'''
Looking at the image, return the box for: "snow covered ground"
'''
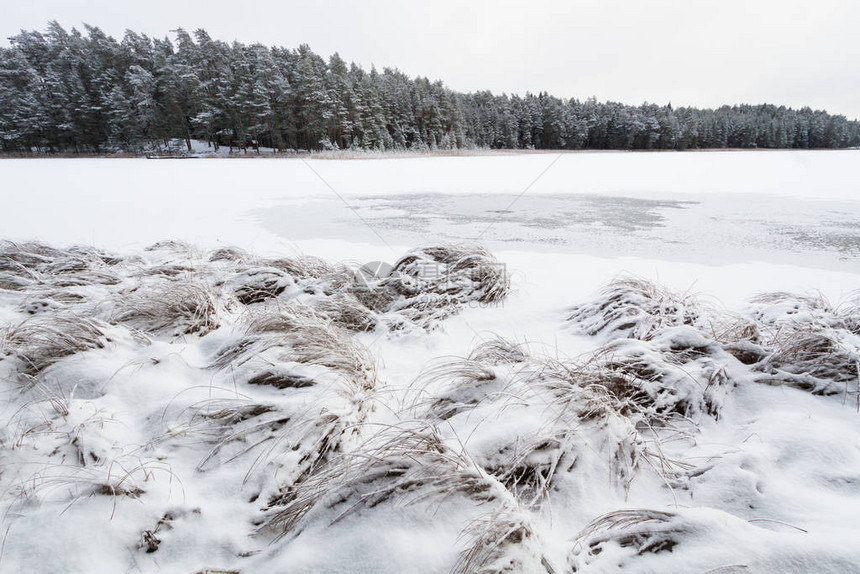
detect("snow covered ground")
[1,150,859,573]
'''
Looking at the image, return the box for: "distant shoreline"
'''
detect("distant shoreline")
[2,147,856,160]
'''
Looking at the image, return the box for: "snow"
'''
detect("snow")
[2,149,859,254]
[1,150,859,573]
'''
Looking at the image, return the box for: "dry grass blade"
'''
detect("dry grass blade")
[412,356,499,420]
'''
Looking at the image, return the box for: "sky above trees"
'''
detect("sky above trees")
[1,0,858,120]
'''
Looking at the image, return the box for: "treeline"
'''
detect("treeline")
[1,22,858,153]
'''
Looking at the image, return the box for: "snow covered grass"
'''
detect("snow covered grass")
[112,282,220,337]
[747,291,860,397]
[2,315,108,378]
[0,240,523,573]
[1,241,860,572]
[567,278,860,405]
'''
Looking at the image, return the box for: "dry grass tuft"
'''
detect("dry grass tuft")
[751,290,834,315]
[841,291,860,335]
[267,256,353,300]
[0,240,61,274]
[567,277,754,348]
[194,309,378,482]
[112,282,219,337]
[2,315,108,377]
[0,241,123,291]
[307,293,378,333]
[262,426,500,538]
[349,244,510,331]
[212,309,377,391]
[144,240,194,253]
[247,370,316,389]
[749,291,860,397]
[188,399,293,472]
[567,277,706,341]
[208,246,256,264]
[9,459,178,509]
[581,335,731,421]
[196,401,278,426]
[412,338,685,508]
[138,263,198,279]
[755,323,859,395]
[469,337,529,366]
[230,267,294,305]
[394,244,509,303]
[0,272,33,291]
[454,506,556,574]
[480,430,580,508]
[751,289,860,335]
[568,509,685,572]
[412,355,499,421]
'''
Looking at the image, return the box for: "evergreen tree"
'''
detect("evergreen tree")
[1,23,858,154]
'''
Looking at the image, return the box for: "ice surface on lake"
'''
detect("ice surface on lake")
[256,191,860,270]
[2,150,859,259]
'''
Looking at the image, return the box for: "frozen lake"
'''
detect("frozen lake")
[2,151,858,274]
[257,190,860,270]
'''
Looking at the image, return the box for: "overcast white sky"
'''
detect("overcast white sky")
[2,0,858,119]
